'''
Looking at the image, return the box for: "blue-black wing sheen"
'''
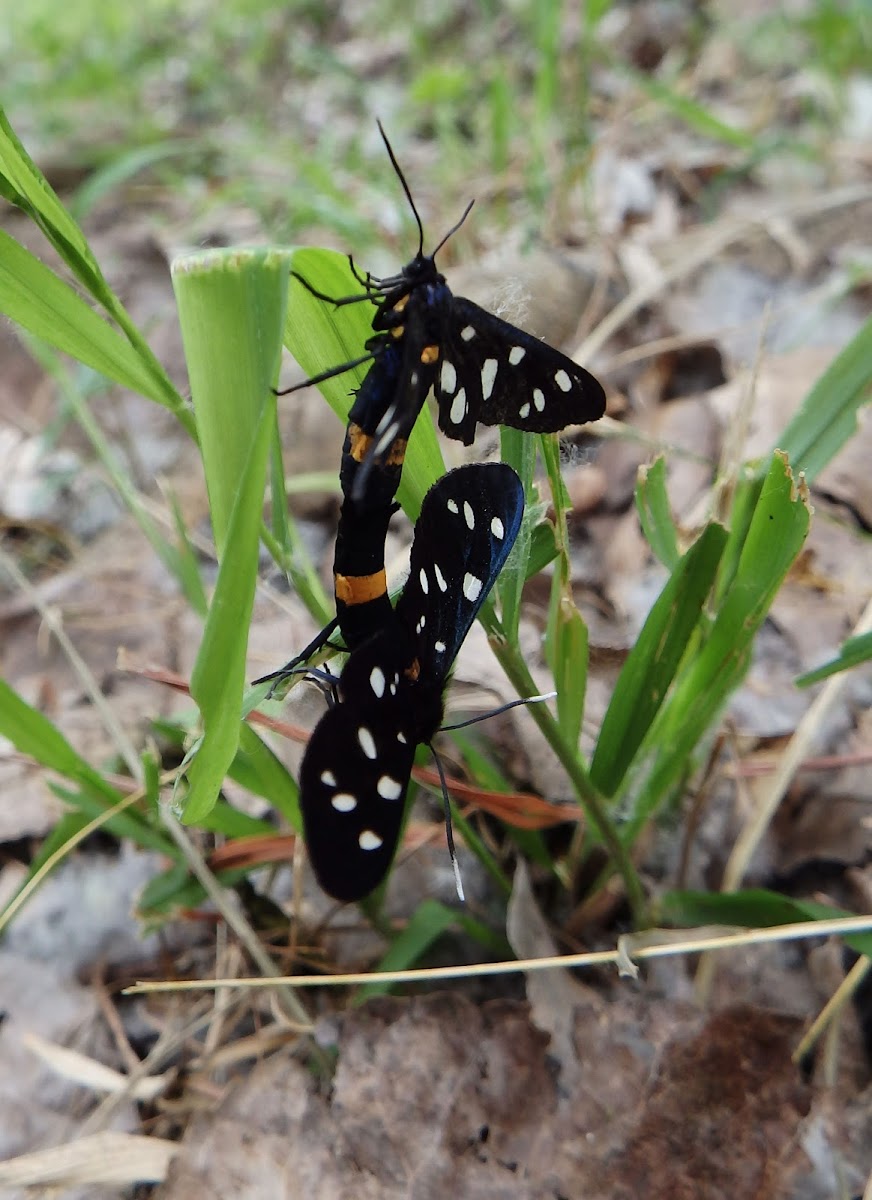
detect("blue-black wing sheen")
[396,461,524,670]
[433,296,606,445]
[299,631,419,902]
[299,463,525,902]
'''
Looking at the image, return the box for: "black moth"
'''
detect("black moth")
[300,462,524,902]
[259,123,606,688]
[281,121,606,498]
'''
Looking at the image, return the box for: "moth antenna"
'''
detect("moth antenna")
[429,741,465,902]
[377,119,425,260]
[430,198,475,260]
[439,691,557,732]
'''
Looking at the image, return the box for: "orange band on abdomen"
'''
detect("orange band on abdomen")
[335,569,387,606]
[348,423,374,463]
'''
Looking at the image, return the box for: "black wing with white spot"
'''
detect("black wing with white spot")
[299,633,418,902]
[433,297,605,446]
[298,463,524,902]
[396,462,525,670]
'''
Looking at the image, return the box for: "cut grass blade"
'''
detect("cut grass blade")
[172,248,289,823]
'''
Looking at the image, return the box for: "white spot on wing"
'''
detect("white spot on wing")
[463,573,482,603]
[447,498,459,514]
[463,501,475,530]
[491,516,505,539]
[460,325,476,341]
[533,388,545,411]
[370,667,386,698]
[332,793,357,813]
[481,358,498,401]
[397,732,407,743]
[377,776,403,800]
[434,563,447,591]
[450,387,467,426]
[321,770,337,786]
[358,727,377,760]
[435,640,446,654]
[375,421,400,455]
[519,402,531,418]
[419,568,429,595]
[555,369,572,392]
[375,407,396,435]
[440,360,457,395]
[359,830,383,851]
[509,346,526,365]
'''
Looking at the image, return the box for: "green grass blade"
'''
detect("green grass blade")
[174,246,292,554]
[590,523,727,797]
[231,724,301,829]
[0,229,177,406]
[496,425,537,641]
[629,70,755,149]
[359,898,509,999]
[0,105,191,429]
[659,888,872,959]
[636,456,680,571]
[621,452,811,836]
[0,677,120,801]
[773,313,872,481]
[173,248,289,822]
[795,630,872,687]
[541,433,589,748]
